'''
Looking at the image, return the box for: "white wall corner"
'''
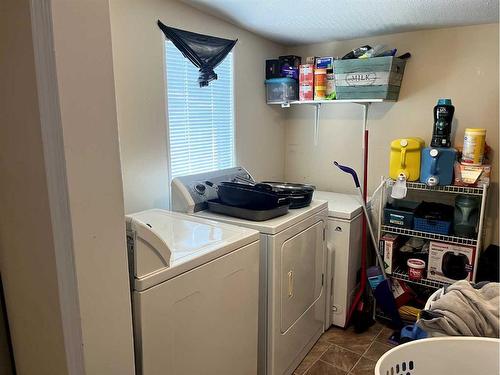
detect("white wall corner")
[29,1,86,373]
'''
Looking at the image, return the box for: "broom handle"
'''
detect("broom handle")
[356,188,387,280]
[334,161,387,280]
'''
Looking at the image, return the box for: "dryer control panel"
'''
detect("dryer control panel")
[171,167,253,213]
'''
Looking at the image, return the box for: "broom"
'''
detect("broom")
[334,161,403,329]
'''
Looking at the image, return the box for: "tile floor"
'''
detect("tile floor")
[293,322,396,375]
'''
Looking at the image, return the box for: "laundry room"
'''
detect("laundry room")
[0,1,499,375]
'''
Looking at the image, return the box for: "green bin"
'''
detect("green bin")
[334,56,406,100]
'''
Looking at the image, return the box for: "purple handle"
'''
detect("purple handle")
[334,161,360,188]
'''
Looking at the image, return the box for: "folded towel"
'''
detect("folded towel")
[417,280,500,337]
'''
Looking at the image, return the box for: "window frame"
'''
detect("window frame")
[163,40,236,188]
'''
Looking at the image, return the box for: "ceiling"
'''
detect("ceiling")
[181,0,499,45]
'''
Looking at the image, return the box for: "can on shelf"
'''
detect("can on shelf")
[314,68,326,100]
[462,128,486,165]
[326,68,336,100]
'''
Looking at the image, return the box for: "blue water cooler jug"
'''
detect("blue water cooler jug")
[420,147,456,186]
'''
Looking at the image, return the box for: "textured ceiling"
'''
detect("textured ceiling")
[181,0,499,45]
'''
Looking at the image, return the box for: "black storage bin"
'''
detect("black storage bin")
[384,200,419,228]
[266,59,281,79]
[278,55,301,69]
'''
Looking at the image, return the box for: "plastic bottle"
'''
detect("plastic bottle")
[326,69,336,100]
[314,69,327,100]
[431,98,455,148]
[359,45,387,59]
[462,128,486,165]
[341,45,371,60]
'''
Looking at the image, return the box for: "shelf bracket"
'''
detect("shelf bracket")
[303,101,371,147]
[313,103,321,146]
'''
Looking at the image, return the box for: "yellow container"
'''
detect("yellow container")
[389,138,424,181]
[314,69,327,100]
[462,128,486,165]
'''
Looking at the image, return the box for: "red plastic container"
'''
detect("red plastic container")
[407,258,426,281]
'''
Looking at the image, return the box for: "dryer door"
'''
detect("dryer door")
[280,221,324,332]
[268,209,326,375]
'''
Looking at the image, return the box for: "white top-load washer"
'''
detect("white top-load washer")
[172,168,328,375]
[314,191,363,329]
[126,209,260,375]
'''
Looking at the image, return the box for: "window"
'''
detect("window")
[165,41,234,180]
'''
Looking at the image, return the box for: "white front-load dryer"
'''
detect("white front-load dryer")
[193,204,327,375]
[171,168,328,375]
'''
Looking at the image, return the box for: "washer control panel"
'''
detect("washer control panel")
[171,167,253,213]
[194,183,207,195]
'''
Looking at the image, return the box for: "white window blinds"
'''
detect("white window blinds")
[165,41,234,180]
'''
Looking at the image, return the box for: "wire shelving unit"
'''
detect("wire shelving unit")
[391,266,450,289]
[378,178,488,283]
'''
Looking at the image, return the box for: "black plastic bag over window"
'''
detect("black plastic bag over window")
[157,21,237,87]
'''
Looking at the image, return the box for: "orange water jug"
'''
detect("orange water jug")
[389,138,424,181]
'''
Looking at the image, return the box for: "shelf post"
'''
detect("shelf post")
[473,184,488,282]
[360,103,371,191]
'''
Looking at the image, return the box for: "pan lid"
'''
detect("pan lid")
[261,181,315,194]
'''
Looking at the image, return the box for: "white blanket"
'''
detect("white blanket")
[417,280,500,337]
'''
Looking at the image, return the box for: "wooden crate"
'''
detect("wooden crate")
[334,56,406,100]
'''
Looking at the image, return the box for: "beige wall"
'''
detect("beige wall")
[0,1,69,373]
[284,24,499,245]
[110,0,286,214]
[110,5,499,246]
[51,0,136,373]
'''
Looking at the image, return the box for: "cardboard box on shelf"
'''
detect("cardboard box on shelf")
[299,64,314,101]
[281,66,298,80]
[380,233,404,274]
[299,64,314,85]
[305,56,317,65]
[315,56,334,70]
[427,241,475,283]
[299,84,314,101]
[391,279,414,307]
[454,161,491,187]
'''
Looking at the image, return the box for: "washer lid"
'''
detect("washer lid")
[313,191,363,219]
[127,209,259,290]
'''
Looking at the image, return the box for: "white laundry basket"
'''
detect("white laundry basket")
[424,288,444,310]
[375,337,500,375]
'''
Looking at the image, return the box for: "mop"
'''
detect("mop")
[334,161,403,329]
